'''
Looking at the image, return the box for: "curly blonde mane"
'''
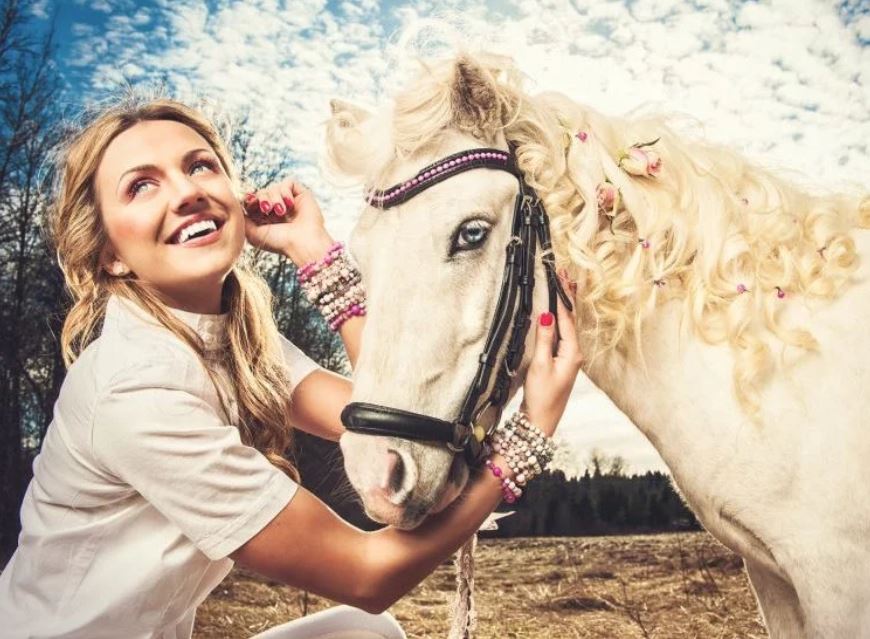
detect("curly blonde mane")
[328,51,869,415]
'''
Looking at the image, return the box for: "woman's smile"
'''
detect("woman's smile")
[167,213,226,246]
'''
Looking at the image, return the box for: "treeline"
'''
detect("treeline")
[487,468,700,537]
[297,449,699,538]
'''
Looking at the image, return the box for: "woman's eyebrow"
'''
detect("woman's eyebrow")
[116,147,212,190]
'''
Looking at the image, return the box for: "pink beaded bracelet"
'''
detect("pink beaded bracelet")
[297,241,344,283]
[485,458,522,504]
[296,242,367,332]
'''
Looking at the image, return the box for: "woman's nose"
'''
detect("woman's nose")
[168,174,208,211]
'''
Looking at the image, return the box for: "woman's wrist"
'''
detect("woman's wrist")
[486,453,515,480]
[296,241,367,332]
[282,229,335,267]
[520,402,561,438]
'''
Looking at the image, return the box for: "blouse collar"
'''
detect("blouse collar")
[105,295,228,350]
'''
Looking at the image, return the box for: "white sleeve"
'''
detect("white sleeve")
[278,333,321,389]
[91,359,299,560]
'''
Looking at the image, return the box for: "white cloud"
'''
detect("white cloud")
[69,0,870,472]
[30,0,49,19]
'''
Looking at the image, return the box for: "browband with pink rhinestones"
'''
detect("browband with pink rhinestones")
[366,148,517,210]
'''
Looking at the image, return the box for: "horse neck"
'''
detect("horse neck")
[577,299,742,471]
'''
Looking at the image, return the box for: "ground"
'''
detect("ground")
[194,531,768,638]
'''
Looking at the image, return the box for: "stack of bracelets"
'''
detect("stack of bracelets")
[297,241,367,331]
[486,411,556,503]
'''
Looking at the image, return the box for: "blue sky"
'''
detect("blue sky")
[28,0,870,474]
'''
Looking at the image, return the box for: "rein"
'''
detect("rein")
[340,146,572,465]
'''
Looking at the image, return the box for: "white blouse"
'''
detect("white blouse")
[0,295,320,638]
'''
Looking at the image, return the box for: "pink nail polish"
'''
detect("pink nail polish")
[539,312,554,327]
[274,202,286,216]
[259,201,271,213]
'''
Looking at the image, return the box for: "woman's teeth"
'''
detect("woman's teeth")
[178,219,218,244]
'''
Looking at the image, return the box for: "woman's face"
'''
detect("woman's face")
[95,119,245,313]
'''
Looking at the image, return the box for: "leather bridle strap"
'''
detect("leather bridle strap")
[340,146,572,466]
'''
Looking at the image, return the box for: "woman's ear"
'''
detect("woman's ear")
[99,244,130,277]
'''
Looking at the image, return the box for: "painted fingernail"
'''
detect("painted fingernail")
[244,192,256,203]
[259,200,271,213]
[283,196,294,209]
[539,312,554,327]
[273,202,286,216]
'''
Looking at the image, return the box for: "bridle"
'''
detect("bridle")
[339,146,573,466]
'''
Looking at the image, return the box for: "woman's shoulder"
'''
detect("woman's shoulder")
[65,329,201,402]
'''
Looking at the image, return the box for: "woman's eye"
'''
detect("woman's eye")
[190,159,216,175]
[451,219,491,254]
[128,180,152,198]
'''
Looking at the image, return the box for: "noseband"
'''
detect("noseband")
[340,146,573,466]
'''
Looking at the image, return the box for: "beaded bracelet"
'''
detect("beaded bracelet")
[485,459,522,503]
[297,242,344,283]
[490,411,555,487]
[297,242,366,331]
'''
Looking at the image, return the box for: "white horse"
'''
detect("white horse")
[325,52,870,638]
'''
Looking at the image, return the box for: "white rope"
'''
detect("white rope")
[448,534,478,639]
[446,512,515,639]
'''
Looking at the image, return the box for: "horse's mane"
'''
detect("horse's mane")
[327,51,870,415]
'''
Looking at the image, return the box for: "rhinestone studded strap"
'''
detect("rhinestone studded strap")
[366,148,516,209]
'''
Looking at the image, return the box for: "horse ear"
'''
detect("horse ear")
[329,98,371,123]
[451,56,505,141]
[325,98,376,178]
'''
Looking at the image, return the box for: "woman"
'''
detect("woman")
[0,97,582,638]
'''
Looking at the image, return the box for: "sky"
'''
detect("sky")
[29,0,870,475]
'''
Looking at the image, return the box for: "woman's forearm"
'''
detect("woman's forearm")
[337,315,362,367]
[361,454,512,611]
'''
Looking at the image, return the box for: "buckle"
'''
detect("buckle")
[520,194,539,212]
[447,423,472,453]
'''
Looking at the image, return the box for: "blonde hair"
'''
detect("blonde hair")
[50,96,299,479]
[327,51,869,416]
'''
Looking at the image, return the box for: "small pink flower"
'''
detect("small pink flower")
[646,150,662,176]
[618,139,662,177]
[619,147,650,176]
[596,182,617,213]
[576,130,588,142]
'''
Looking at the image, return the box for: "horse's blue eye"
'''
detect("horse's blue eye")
[453,220,491,252]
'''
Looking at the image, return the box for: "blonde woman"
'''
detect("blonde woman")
[0,97,582,639]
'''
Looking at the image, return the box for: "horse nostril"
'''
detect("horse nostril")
[384,449,405,495]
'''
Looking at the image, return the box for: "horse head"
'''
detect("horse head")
[325,55,566,528]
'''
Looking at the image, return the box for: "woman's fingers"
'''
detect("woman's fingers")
[278,182,296,216]
[288,180,309,199]
[555,296,581,364]
[242,177,306,221]
[242,191,260,216]
[533,311,557,366]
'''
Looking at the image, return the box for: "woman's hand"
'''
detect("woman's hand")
[521,293,583,437]
[243,178,334,266]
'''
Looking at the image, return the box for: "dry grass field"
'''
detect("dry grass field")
[194,532,768,638]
